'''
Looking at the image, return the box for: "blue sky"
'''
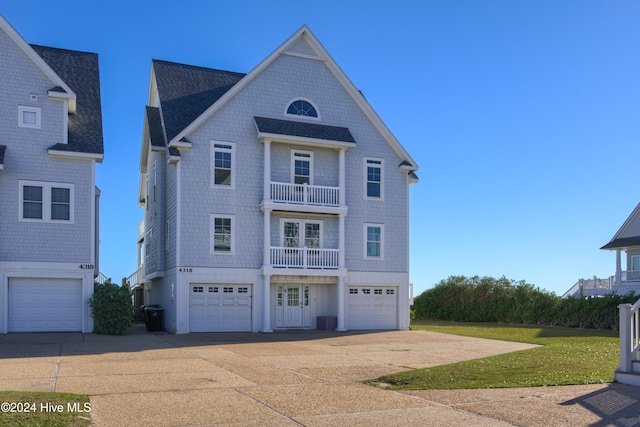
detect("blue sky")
[2,1,638,297]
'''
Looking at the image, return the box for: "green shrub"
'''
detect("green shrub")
[413,275,637,331]
[89,282,134,334]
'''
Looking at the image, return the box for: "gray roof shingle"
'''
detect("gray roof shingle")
[601,236,640,250]
[254,116,356,144]
[152,60,245,142]
[30,45,104,155]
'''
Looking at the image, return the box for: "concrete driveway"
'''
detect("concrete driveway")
[1,324,639,426]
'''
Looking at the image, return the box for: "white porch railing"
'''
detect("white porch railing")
[270,247,339,269]
[270,182,339,206]
[617,298,640,383]
[622,270,640,282]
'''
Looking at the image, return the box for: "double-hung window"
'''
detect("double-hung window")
[19,181,73,223]
[364,223,384,259]
[211,141,235,188]
[211,214,234,254]
[292,150,313,185]
[365,158,383,199]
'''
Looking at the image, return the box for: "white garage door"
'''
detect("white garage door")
[189,284,252,332]
[347,286,397,330]
[9,278,83,332]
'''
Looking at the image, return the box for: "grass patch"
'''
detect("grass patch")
[0,391,91,427]
[371,320,619,390]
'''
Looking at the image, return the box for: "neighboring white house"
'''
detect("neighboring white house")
[129,25,418,333]
[562,204,640,298]
[599,203,640,295]
[0,14,103,333]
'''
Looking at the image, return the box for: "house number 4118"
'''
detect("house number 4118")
[79,264,94,270]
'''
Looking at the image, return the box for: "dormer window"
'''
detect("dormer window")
[285,98,319,119]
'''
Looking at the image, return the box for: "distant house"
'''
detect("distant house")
[0,15,103,333]
[129,25,418,333]
[599,203,640,296]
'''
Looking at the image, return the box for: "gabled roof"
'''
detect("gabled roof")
[152,59,245,142]
[254,116,356,144]
[32,45,104,157]
[161,25,417,171]
[601,203,640,250]
[0,14,76,110]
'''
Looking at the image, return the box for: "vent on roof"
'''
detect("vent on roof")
[30,94,38,102]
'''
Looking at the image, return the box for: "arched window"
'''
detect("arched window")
[285,99,319,118]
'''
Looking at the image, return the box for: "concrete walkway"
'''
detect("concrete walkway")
[0,324,638,426]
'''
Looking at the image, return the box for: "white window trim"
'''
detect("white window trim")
[280,218,324,248]
[631,255,640,271]
[18,180,74,223]
[210,214,235,255]
[363,223,384,260]
[364,157,384,200]
[18,105,41,129]
[291,149,314,185]
[211,141,236,190]
[284,97,321,121]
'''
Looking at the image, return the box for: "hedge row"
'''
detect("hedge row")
[413,275,637,331]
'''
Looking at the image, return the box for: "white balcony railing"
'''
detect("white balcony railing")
[270,182,339,207]
[270,247,339,269]
[622,270,640,283]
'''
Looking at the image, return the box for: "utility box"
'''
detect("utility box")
[316,316,337,331]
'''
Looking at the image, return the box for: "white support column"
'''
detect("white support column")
[338,214,345,268]
[263,139,271,203]
[616,249,622,287]
[262,274,273,333]
[338,148,346,207]
[264,209,271,268]
[619,303,632,373]
[336,276,346,331]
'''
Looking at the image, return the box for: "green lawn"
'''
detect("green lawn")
[0,391,91,427]
[370,320,619,390]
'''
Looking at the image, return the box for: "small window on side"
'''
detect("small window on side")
[19,106,41,129]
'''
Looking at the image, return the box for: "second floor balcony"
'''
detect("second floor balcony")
[270,182,339,207]
[270,246,339,270]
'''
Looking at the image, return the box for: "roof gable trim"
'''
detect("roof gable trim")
[0,15,77,112]
[168,24,418,171]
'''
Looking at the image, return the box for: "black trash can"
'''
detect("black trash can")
[144,305,164,331]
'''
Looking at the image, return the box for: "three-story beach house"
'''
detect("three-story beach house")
[131,25,418,333]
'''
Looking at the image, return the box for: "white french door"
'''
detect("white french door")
[279,285,311,328]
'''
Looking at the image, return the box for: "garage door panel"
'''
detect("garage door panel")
[347,286,397,330]
[9,278,82,332]
[189,284,252,332]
